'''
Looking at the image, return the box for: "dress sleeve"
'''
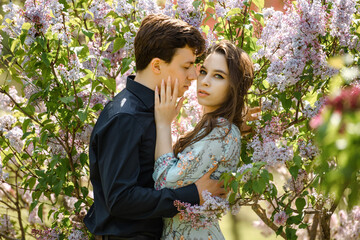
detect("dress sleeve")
[153,123,241,190]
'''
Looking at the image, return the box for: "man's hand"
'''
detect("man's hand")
[195,167,227,205]
[240,106,261,136]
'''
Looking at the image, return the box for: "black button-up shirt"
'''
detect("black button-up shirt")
[84,75,199,238]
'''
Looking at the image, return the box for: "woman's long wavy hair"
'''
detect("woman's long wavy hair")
[173,40,254,156]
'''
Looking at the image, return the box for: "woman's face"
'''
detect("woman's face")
[197,52,230,114]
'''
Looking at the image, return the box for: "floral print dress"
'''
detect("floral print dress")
[153,117,241,240]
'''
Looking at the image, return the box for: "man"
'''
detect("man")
[84,14,225,240]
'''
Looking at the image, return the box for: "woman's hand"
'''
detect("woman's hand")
[155,77,184,127]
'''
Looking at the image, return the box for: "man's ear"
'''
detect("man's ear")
[150,58,162,74]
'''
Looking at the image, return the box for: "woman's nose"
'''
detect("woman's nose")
[201,75,210,86]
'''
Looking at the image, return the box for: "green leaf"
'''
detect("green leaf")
[121,58,133,74]
[80,153,88,166]
[64,185,74,196]
[102,57,111,69]
[253,178,266,193]
[53,180,63,196]
[82,28,94,39]
[28,177,37,190]
[226,8,242,17]
[30,200,39,213]
[112,38,126,53]
[252,0,264,9]
[22,22,32,31]
[285,227,298,240]
[41,52,51,67]
[60,96,75,104]
[289,166,299,179]
[295,198,306,213]
[38,203,44,222]
[99,76,116,92]
[77,109,88,122]
[293,155,302,167]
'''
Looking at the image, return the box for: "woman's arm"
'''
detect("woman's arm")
[154,78,184,160]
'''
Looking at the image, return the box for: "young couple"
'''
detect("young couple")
[84,14,255,240]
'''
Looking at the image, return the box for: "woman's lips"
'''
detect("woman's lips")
[198,89,210,97]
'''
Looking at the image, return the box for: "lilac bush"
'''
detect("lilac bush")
[0,0,359,239]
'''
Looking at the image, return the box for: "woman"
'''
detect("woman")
[153,40,254,239]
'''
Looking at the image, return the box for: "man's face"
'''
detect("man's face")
[160,46,197,97]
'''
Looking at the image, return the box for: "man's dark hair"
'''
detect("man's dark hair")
[134,14,205,71]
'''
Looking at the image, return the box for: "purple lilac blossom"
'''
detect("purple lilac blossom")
[274,211,288,225]
[255,0,338,91]
[330,0,356,47]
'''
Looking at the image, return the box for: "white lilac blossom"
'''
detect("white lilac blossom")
[215,0,245,19]
[205,29,218,50]
[330,0,356,47]
[114,0,134,16]
[274,211,289,225]
[256,0,337,91]
[0,86,25,111]
[2,3,26,38]
[0,115,16,132]
[174,190,229,229]
[297,139,319,160]
[5,126,24,152]
[68,229,88,240]
[302,98,325,119]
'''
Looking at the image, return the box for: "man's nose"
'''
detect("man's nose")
[188,66,197,81]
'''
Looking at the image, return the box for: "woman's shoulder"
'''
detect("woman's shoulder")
[215,117,241,136]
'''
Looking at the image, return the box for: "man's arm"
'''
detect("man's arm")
[95,113,198,220]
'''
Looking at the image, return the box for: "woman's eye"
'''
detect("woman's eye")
[215,74,224,79]
[199,69,207,75]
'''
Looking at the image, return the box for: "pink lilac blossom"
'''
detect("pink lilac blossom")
[330,0,356,47]
[255,0,337,91]
[274,211,289,225]
[174,190,229,229]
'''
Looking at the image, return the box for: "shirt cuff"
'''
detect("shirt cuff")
[173,183,200,205]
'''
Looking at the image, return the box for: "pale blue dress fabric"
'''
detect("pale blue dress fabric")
[153,117,241,240]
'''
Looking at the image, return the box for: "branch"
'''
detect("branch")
[252,204,287,239]
[0,233,19,240]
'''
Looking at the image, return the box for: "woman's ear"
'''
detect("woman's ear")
[150,58,162,74]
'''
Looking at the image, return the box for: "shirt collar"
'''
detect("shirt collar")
[126,75,155,110]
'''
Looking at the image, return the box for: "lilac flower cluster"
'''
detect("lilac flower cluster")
[274,211,288,226]
[68,229,88,240]
[137,0,161,16]
[114,0,134,16]
[248,116,294,168]
[297,139,318,160]
[162,0,176,18]
[236,163,253,182]
[255,1,338,91]
[85,0,112,28]
[4,126,24,152]
[2,3,25,39]
[176,0,204,28]
[302,98,325,119]
[215,0,245,19]
[32,228,60,240]
[331,206,360,240]
[330,0,357,48]
[0,86,25,111]
[174,190,229,229]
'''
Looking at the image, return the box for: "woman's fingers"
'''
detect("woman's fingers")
[160,79,166,104]
[155,86,159,106]
[172,78,179,105]
[166,76,172,102]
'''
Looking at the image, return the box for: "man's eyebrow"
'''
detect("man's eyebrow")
[184,61,195,65]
